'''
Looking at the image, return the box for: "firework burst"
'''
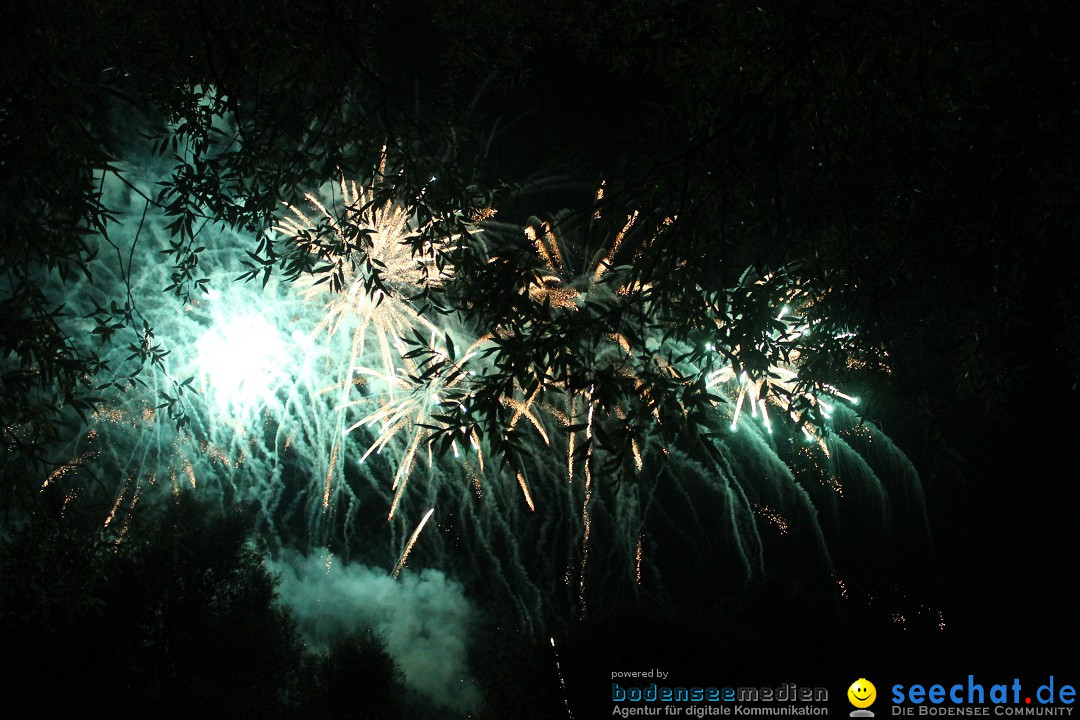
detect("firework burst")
[276,152,455,404]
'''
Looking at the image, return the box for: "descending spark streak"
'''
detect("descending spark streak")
[551,637,576,719]
[516,472,536,512]
[41,449,100,490]
[613,406,644,471]
[567,397,576,484]
[104,480,129,527]
[631,440,643,472]
[323,440,338,508]
[592,211,637,282]
[635,533,644,584]
[387,432,421,521]
[114,484,141,546]
[392,507,436,578]
[344,331,481,520]
[579,390,595,619]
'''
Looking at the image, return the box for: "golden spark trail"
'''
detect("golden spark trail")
[516,472,536,512]
[551,637,576,719]
[392,507,436,578]
[579,390,595,619]
[636,533,644,584]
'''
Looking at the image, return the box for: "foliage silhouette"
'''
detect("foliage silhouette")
[0,492,406,719]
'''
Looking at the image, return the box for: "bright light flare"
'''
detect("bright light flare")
[195,312,289,412]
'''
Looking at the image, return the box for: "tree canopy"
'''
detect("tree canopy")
[4,0,1076,485]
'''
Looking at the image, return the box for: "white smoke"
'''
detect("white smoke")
[269,551,482,713]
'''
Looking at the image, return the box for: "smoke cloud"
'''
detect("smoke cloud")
[269,551,481,713]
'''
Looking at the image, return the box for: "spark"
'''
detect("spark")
[591,211,637,283]
[707,290,862,437]
[61,489,79,515]
[277,159,486,521]
[551,637,576,719]
[516,472,536,512]
[278,154,458,437]
[635,533,644,584]
[392,507,436,578]
[104,480,130,527]
[41,449,99,490]
[323,440,338,508]
[579,390,595,619]
[345,332,480,520]
[752,503,790,535]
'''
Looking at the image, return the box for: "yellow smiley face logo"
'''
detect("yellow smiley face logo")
[848,678,877,708]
